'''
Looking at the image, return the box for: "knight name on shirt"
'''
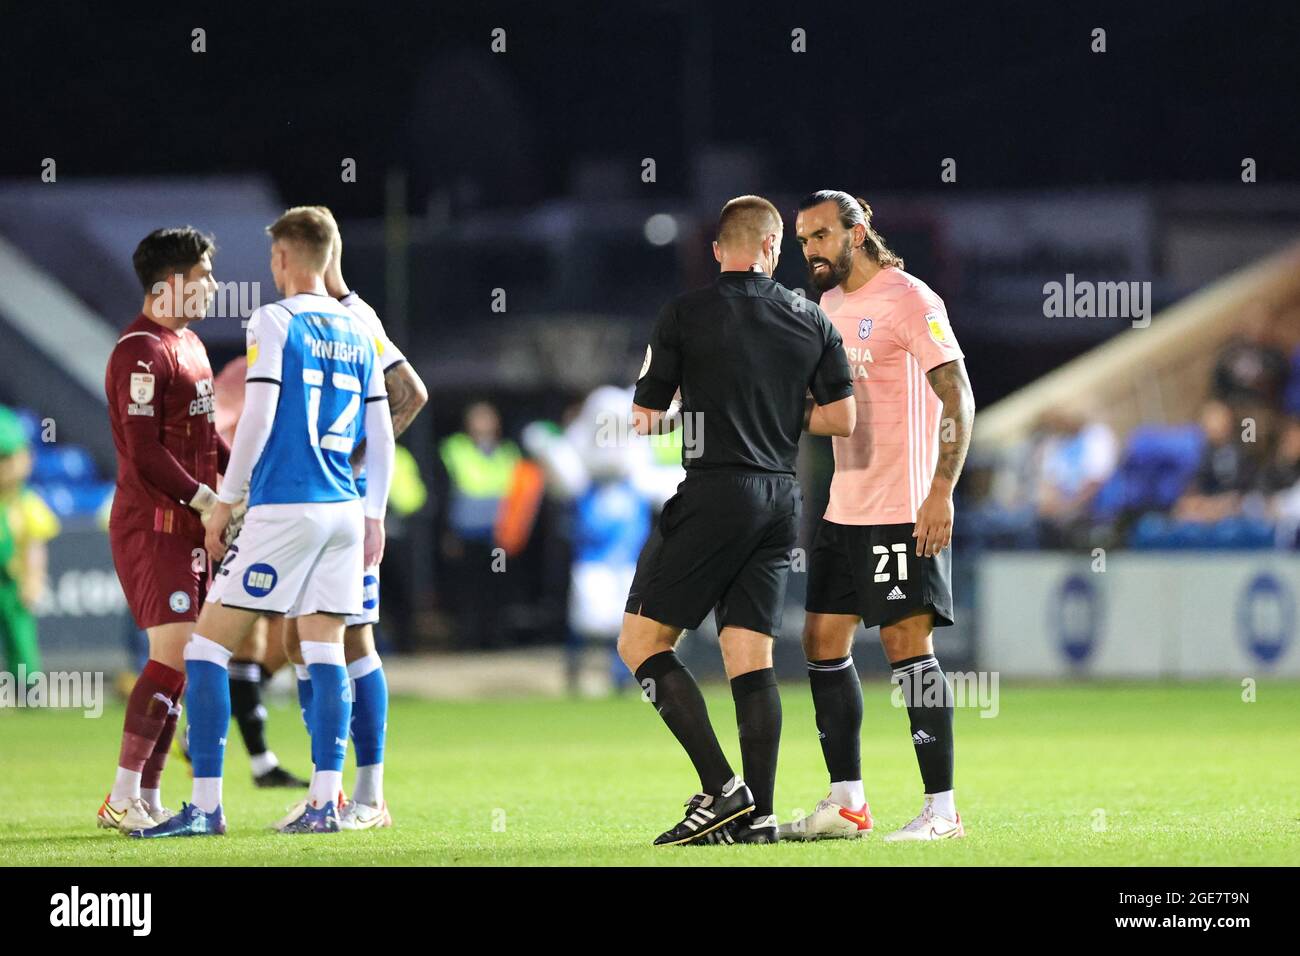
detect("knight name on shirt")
[306,335,367,364]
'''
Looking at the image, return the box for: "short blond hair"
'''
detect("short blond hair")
[305,205,342,259]
[266,206,338,271]
[717,195,782,250]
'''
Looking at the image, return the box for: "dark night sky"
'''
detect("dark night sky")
[3,0,1298,214]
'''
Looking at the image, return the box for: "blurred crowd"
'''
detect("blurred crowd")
[966,303,1300,550]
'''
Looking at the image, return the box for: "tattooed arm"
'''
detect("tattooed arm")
[385,361,429,440]
[912,358,975,557]
[350,362,429,467]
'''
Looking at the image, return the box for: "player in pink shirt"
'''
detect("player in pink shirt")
[782,191,975,842]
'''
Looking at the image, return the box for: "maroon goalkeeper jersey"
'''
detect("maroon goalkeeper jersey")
[105,313,227,542]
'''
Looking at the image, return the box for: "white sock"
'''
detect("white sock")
[192,777,222,814]
[110,767,142,804]
[928,790,956,819]
[249,750,280,777]
[310,769,343,809]
[141,787,163,815]
[830,780,866,809]
[353,764,384,807]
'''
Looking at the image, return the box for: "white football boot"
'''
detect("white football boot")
[97,794,158,833]
[274,790,347,832]
[777,796,873,841]
[273,799,309,832]
[883,798,965,842]
[338,800,392,830]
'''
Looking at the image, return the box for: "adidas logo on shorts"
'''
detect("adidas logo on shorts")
[886,585,906,601]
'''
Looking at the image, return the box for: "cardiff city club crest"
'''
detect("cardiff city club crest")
[858,318,872,340]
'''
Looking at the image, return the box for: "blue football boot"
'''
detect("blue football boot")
[128,801,226,838]
[278,801,341,834]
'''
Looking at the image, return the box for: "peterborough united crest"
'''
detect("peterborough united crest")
[858,318,872,340]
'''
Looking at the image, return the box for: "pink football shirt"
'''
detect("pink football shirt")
[819,267,963,525]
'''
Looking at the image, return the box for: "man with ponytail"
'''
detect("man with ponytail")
[784,190,974,842]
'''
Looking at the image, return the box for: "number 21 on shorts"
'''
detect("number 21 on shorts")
[873,543,908,583]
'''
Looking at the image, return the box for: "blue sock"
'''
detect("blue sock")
[308,662,351,774]
[295,667,314,733]
[186,659,230,781]
[350,665,388,767]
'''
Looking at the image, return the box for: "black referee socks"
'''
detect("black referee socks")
[891,654,955,794]
[635,651,735,795]
[808,656,863,784]
[731,667,781,819]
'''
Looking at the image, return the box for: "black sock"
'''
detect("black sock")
[808,656,863,784]
[891,654,954,793]
[635,651,733,794]
[730,668,781,819]
[228,658,269,760]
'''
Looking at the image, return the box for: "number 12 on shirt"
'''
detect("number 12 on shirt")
[304,367,361,454]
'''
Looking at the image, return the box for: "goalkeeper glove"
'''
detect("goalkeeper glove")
[189,483,219,518]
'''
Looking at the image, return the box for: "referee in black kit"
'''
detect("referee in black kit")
[619,195,857,846]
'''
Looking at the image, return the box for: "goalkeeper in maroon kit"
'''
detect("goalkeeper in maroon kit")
[96,227,230,834]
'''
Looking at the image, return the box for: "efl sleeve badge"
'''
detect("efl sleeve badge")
[925,312,950,344]
[129,372,156,404]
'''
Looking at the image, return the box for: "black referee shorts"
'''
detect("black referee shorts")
[805,519,955,630]
[625,470,801,637]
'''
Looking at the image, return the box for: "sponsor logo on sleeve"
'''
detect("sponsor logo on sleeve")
[639,344,652,379]
[247,332,259,367]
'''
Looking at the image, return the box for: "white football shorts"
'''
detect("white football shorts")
[345,565,381,627]
[208,500,364,618]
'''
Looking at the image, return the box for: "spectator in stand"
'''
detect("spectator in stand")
[1212,303,1287,443]
[1174,400,1259,523]
[1033,408,1119,547]
[1258,416,1300,547]
[1258,415,1300,498]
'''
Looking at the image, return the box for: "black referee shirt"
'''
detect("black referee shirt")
[634,269,854,475]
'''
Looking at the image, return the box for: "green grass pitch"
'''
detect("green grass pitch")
[2,681,1297,866]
